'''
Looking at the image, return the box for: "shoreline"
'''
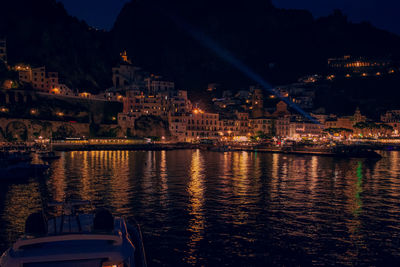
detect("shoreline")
[47,143,388,158]
[2,141,398,155]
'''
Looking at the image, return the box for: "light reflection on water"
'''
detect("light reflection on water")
[1,150,400,266]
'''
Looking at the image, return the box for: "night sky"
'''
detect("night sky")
[59,0,400,35]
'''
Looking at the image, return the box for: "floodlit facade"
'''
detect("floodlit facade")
[276,116,290,137]
[381,110,400,134]
[187,111,220,141]
[249,117,273,135]
[288,120,322,138]
[328,55,392,70]
[324,108,366,130]
[18,66,61,92]
[112,63,142,89]
[144,75,175,94]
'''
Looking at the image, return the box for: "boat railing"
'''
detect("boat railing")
[13,233,123,251]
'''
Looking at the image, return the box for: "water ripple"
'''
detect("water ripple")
[1,150,400,266]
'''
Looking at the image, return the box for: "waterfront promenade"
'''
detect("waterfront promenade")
[3,138,400,155]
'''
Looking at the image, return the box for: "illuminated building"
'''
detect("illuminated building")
[144,74,175,95]
[186,111,220,141]
[168,114,188,141]
[249,117,273,135]
[324,108,367,131]
[274,84,315,110]
[298,75,321,83]
[207,83,219,92]
[112,52,175,96]
[96,90,124,101]
[219,118,240,137]
[50,84,73,96]
[170,90,192,113]
[272,101,291,117]
[235,111,250,134]
[288,119,322,138]
[78,92,91,98]
[112,63,142,89]
[112,52,142,89]
[327,55,393,75]
[18,67,32,83]
[381,110,400,123]
[276,116,290,137]
[122,90,168,117]
[118,87,192,137]
[250,88,264,117]
[381,110,400,134]
[18,66,63,93]
[115,55,183,126]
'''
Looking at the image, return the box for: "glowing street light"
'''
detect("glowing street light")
[193,108,204,114]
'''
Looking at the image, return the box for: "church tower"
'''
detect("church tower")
[120,50,132,64]
[353,107,366,123]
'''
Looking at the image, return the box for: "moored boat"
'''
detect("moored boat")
[38,151,61,161]
[254,144,382,158]
[0,200,147,267]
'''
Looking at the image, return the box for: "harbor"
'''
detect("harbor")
[2,0,400,265]
[1,149,400,266]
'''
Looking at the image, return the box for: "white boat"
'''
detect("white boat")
[0,200,147,267]
[37,139,61,161]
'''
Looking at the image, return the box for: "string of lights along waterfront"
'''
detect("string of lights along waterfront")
[1,150,399,266]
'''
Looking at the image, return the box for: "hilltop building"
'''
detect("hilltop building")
[112,52,142,89]
[112,51,175,97]
[18,66,73,95]
[19,66,58,92]
[274,84,315,110]
[144,75,175,95]
[328,55,394,76]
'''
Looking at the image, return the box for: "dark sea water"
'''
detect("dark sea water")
[1,150,400,266]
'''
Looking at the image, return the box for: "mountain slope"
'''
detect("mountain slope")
[1,0,400,94]
[111,0,400,90]
[0,0,115,92]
